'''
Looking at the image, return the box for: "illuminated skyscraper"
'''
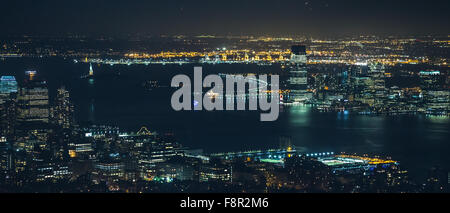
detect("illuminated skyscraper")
[52,87,74,129]
[18,80,50,123]
[0,99,17,137]
[287,45,310,102]
[0,76,18,105]
[0,137,12,179]
[0,76,18,94]
[419,70,441,90]
[368,63,386,98]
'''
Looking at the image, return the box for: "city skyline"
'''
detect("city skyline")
[0,2,449,208]
[1,39,448,193]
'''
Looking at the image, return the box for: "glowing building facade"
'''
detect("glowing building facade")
[18,81,50,123]
[287,45,310,102]
[0,76,18,94]
[52,87,74,128]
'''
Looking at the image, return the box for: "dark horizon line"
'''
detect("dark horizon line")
[0,32,449,39]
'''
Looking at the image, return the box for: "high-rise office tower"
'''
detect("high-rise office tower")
[0,99,17,137]
[18,80,50,123]
[0,76,18,104]
[287,45,310,102]
[419,70,441,90]
[0,76,18,137]
[0,137,12,179]
[0,76,18,94]
[52,87,74,129]
[368,63,386,98]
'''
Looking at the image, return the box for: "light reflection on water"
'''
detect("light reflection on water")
[284,105,449,180]
[1,58,449,182]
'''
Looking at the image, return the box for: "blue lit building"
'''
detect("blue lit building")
[0,76,18,94]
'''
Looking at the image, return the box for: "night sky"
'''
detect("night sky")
[1,0,449,36]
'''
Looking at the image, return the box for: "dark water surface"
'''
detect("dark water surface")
[1,58,449,181]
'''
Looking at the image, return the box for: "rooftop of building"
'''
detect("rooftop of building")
[0,76,17,81]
